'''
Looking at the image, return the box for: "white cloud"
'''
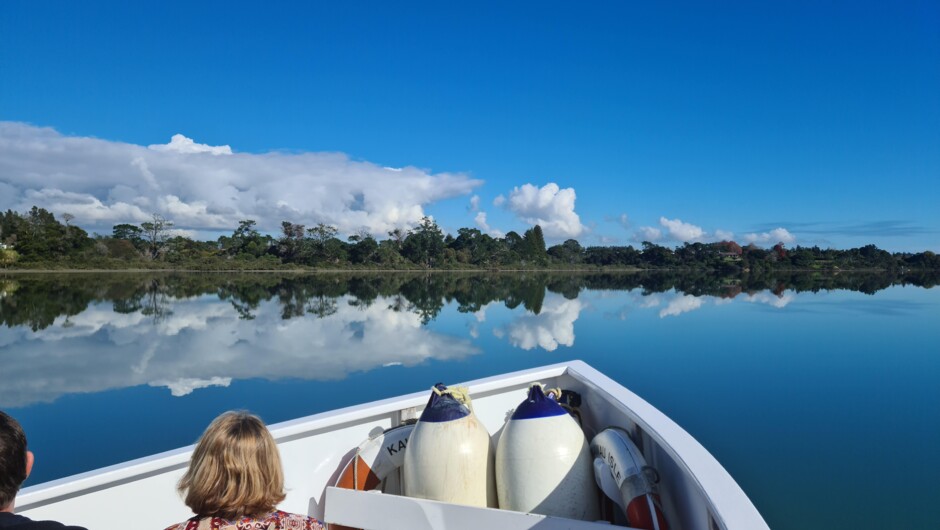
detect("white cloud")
[493,195,506,207]
[499,183,584,238]
[20,188,151,225]
[744,291,797,308]
[469,195,480,211]
[618,213,630,229]
[0,122,482,236]
[473,211,504,238]
[151,377,232,397]
[636,293,662,308]
[148,134,232,155]
[743,227,796,246]
[634,217,736,244]
[496,294,583,351]
[659,294,704,318]
[0,292,479,407]
[635,226,663,242]
[659,217,705,243]
[474,211,489,230]
[714,229,735,241]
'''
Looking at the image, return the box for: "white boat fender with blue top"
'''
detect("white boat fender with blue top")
[591,427,669,530]
[495,384,600,520]
[402,383,497,507]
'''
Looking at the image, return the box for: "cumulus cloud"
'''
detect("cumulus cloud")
[498,183,584,239]
[635,217,738,244]
[148,134,232,155]
[474,211,489,230]
[659,217,706,243]
[0,122,481,236]
[473,211,503,238]
[469,195,480,211]
[743,227,796,246]
[714,229,735,241]
[635,226,663,242]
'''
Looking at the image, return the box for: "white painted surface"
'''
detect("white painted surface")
[325,487,623,530]
[403,407,497,507]
[496,412,599,520]
[15,361,769,530]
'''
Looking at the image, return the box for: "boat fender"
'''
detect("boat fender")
[495,384,599,520]
[590,427,669,530]
[402,383,497,507]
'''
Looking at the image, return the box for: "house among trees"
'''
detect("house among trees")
[717,240,743,260]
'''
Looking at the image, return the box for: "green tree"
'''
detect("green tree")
[521,225,548,265]
[112,223,145,251]
[278,221,305,262]
[402,216,445,268]
[349,234,379,264]
[8,207,90,261]
[227,219,269,258]
[304,223,340,265]
[641,241,676,267]
[0,248,18,267]
[548,239,583,264]
[387,228,406,250]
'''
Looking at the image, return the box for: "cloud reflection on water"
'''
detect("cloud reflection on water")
[0,294,478,408]
[3,270,924,407]
[494,294,583,351]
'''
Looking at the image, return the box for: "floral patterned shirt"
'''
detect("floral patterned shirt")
[163,510,324,530]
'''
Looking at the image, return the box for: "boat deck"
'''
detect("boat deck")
[17,361,768,530]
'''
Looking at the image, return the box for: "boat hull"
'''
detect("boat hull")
[16,361,769,530]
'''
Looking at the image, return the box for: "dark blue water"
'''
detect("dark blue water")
[1,272,937,529]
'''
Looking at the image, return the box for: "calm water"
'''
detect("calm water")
[1,272,938,529]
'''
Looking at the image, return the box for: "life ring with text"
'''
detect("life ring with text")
[335,422,414,490]
[331,423,415,530]
[590,427,669,530]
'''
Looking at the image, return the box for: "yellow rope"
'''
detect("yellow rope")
[431,384,474,413]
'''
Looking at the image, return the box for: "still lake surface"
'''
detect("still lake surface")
[1,271,937,529]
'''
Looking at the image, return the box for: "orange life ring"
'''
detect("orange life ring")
[591,427,669,530]
[331,423,415,530]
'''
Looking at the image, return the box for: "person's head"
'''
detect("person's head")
[178,411,285,519]
[0,411,34,511]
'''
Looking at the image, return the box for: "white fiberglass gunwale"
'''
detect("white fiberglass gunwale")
[16,360,768,530]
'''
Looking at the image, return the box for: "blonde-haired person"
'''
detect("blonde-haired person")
[164,411,324,530]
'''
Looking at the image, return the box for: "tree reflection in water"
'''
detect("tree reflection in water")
[0,270,937,332]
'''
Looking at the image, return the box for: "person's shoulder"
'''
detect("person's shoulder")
[0,513,88,530]
[270,510,324,530]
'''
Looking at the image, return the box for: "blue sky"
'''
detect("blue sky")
[1,1,937,251]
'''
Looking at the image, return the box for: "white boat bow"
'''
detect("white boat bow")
[16,360,768,530]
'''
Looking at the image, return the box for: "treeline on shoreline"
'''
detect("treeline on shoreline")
[2,269,938,332]
[1,206,938,271]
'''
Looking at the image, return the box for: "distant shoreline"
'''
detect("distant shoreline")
[0,266,910,274]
